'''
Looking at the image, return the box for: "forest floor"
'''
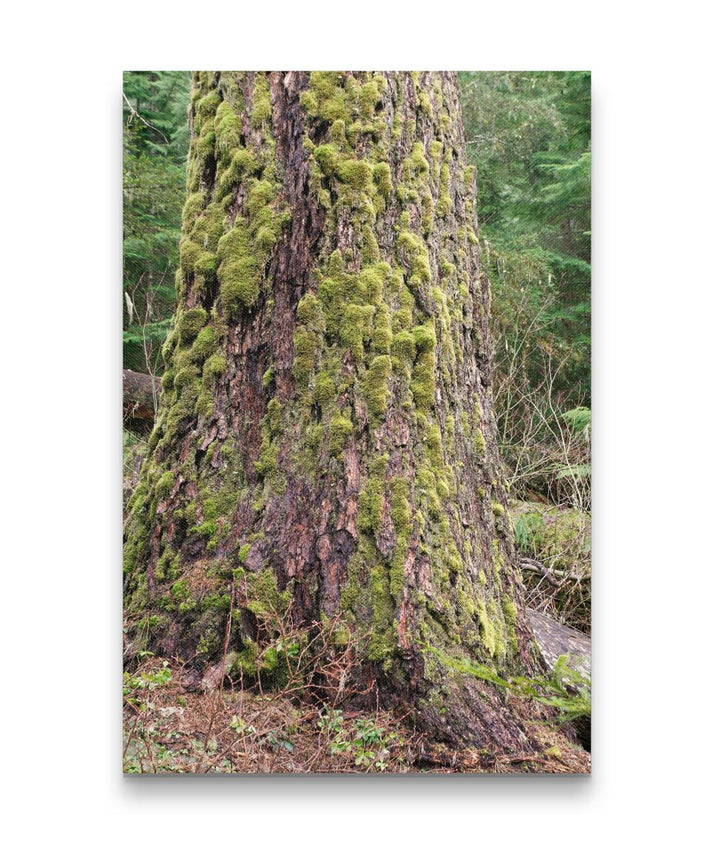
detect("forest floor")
[123,655,590,775]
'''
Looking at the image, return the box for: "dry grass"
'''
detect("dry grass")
[123,656,590,775]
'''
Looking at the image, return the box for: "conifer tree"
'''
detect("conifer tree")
[124,71,542,750]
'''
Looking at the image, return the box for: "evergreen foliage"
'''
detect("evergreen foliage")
[459,71,591,402]
[123,71,192,374]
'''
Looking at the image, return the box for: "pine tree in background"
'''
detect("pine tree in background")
[123,71,191,374]
[460,71,591,404]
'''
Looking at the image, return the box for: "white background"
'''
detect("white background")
[2,1,718,852]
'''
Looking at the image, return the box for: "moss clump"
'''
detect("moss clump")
[177,308,208,345]
[202,354,226,386]
[429,139,443,172]
[357,474,384,534]
[265,397,282,433]
[233,642,291,689]
[196,90,221,120]
[182,192,206,230]
[302,72,349,123]
[313,371,336,408]
[330,119,346,144]
[245,566,293,616]
[293,328,318,385]
[299,89,319,115]
[262,365,275,388]
[243,177,270,214]
[389,477,411,536]
[346,120,363,147]
[437,161,453,217]
[404,142,430,177]
[474,430,486,460]
[421,192,434,235]
[172,364,199,390]
[217,197,282,315]
[329,412,354,456]
[340,303,375,361]
[369,565,396,665]
[255,225,277,252]
[362,355,392,420]
[218,253,262,311]
[412,322,436,353]
[359,80,381,118]
[337,159,374,192]
[503,597,518,652]
[190,326,216,362]
[214,101,242,155]
[409,323,437,411]
[411,350,435,410]
[475,600,500,657]
[417,90,432,116]
[390,330,416,364]
[217,147,261,198]
[358,265,387,304]
[397,231,431,287]
[251,75,272,128]
[190,203,226,251]
[296,293,326,331]
[193,251,218,280]
[253,437,279,479]
[425,424,444,471]
[156,471,175,498]
[373,162,392,197]
[213,107,285,318]
[195,119,216,164]
[372,304,392,354]
[445,414,455,448]
[155,548,180,582]
[314,144,340,176]
[234,147,260,175]
[179,238,203,274]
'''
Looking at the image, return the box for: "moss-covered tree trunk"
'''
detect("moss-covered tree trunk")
[124,71,541,751]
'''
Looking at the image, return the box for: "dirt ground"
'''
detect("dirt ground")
[123,656,590,775]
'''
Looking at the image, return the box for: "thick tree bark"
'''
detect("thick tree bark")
[124,71,542,752]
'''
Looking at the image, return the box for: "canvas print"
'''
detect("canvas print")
[123,71,591,774]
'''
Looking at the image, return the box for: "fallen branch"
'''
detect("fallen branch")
[518,556,588,586]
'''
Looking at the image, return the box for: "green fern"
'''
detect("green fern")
[429,645,591,724]
[562,406,591,434]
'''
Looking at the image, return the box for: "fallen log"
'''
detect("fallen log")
[123,369,160,433]
[527,607,591,751]
[527,608,590,681]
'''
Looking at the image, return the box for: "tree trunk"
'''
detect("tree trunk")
[124,71,542,752]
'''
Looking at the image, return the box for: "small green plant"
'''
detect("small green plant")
[514,654,591,723]
[229,715,256,736]
[123,658,172,706]
[318,706,401,771]
[266,730,295,753]
[514,511,544,553]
